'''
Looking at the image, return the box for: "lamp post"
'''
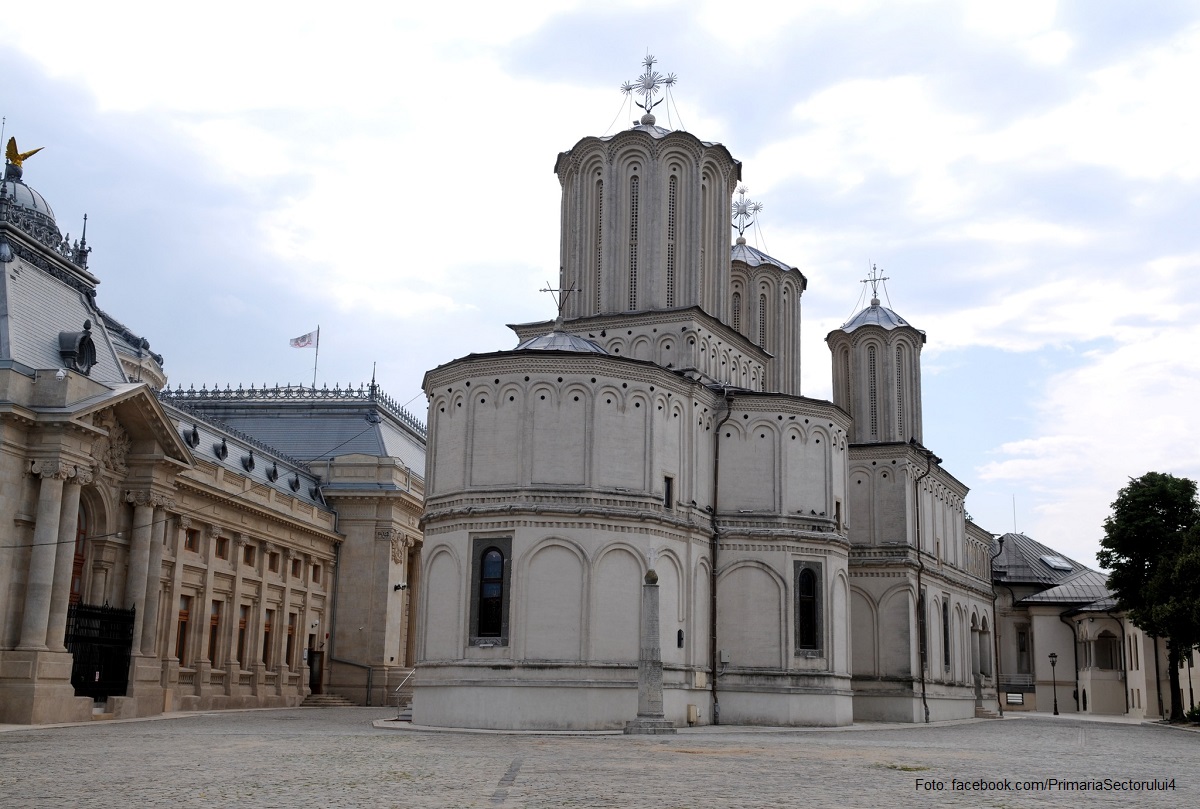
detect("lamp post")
[1049,652,1060,715]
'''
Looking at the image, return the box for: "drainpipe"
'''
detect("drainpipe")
[1058,611,1081,711]
[912,446,935,724]
[989,536,1005,717]
[709,389,735,725]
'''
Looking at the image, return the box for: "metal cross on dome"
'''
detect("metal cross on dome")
[620,54,677,115]
[862,264,890,302]
[731,185,764,236]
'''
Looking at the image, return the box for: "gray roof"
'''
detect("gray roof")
[730,241,798,272]
[514,330,608,354]
[840,301,918,333]
[992,532,1090,586]
[1019,567,1112,606]
[159,384,427,477]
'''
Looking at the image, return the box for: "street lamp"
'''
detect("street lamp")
[1048,652,1060,716]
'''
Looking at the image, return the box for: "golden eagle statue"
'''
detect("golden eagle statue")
[5,137,44,168]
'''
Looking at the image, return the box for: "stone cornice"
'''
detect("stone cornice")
[170,476,339,542]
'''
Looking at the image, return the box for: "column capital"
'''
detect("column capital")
[262,542,277,554]
[73,466,95,486]
[30,460,73,481]
[234,533,251,547]
[124,490,174,509]
[206,523,222,538]
[178,515,193,530]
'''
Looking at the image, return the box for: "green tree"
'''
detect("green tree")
[1098,472,1200,721]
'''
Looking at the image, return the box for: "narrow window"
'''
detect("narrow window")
[896,345,905,439]
[243,544,256,566]
[942,599,951,669]
[732,291,741,332]
[263,609,274,668]
[629,173,639,310]
[291,557,302,578]
[868,346,878,439]
[70,508,87,605]
[471,537,512,644]
[797,568,818,650]
[286,613,297,669]
[666,174,677,307]
[663,476,674,509]
[841,350,851,411]
[312,564,322,585]
[184,529,199,553]
[1016,627,1030,673]
[918,588,928,669]
[479,549,504,637]
[269,552,280,573]
[237,605,249,665]
[215,535,229,560]
[595,178,603,313]
[176,595,192,664]
[208,601,222,664]
[758,293,767,347]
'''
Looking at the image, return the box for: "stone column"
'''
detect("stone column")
[625,569,676,734]
[140,509,169,655]
[19,462,72,650]
[47,468,89,651]
[124,491,158,649]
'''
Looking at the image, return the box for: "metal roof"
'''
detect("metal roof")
[730,241,797,272]
[839,301,917,333]
[992,532,1090,586]
[1018,567,1112,605]
[514,330,608,354]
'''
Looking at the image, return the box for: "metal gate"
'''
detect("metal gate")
[65,603,135,701]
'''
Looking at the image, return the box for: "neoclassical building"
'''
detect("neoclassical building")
[415,61,996,729]
[0,143,425,724]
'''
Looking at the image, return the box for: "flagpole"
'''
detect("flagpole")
[312,325,320,388]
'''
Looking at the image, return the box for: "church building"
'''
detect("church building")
[414,58,996,729]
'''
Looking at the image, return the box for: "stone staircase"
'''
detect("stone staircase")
[975,706,1002,719]
[301,693,359,708]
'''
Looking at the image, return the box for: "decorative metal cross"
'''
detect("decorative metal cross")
[731,185,764,236]
[540,278,578,327]
[861,264,890,302]
[620,54,677,115]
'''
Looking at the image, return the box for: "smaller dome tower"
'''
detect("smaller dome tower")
[826,268,925,444]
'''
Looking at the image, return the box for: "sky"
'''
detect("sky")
[3,0,1199,570]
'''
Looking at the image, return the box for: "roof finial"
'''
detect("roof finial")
[731,184,763,243]
[620,53,677,126]
[862,263,889,306]
[540,276,577,331]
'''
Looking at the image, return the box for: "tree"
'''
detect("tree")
[1098,472,1200,721]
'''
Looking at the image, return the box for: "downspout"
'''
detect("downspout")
[709,389,735,726]
[1105,609,1129,714]
[1058,611,1080,711]
[913,447,935,724]
[989,536,1005,717]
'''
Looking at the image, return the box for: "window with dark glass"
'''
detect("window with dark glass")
[176,595,192,664]
[479,549,504,637]
[470,537,512,645]
[942,599,951,668]
[794,561,822,654]
[208,601,222,664]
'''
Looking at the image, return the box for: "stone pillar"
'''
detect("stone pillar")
[18,462,71,650]
[140,509,168,655]
[124,492,157,647]
[625,569,676,734]
[47,468,89,651]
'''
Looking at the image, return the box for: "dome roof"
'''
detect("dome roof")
[840,299,915,333]
[514,330,608,354]
[1,163,63,248]
[731,239,796,272]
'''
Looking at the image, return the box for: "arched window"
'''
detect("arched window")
[795,562,822,653]
[867,345,878,439]
[758,293,767,347]
[594,178,603,313]
[942,599,951,668]
[628,174,639,310]
[732,291,742,332]
[478,548,504,638]
[471,537,511,644]
[666,174,677,307]
[896,345,905,439]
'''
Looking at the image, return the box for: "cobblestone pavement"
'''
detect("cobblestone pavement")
[1,710,1196,808]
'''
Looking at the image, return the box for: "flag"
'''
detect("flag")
[290,329,318,348]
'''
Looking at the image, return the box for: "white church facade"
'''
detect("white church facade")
[414,59,996,730]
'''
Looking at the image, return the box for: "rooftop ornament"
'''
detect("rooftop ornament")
[620,54,677,126]
[862,263,890,307]
[731,184,763,241]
